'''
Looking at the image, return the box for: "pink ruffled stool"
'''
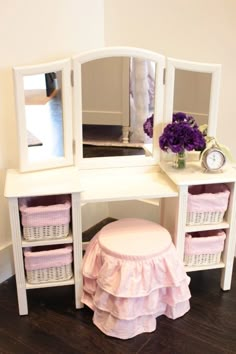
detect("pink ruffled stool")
[82,218,191,339]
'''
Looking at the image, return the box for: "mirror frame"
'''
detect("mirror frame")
[164,57,221,137]
[73,47,165,169]
[13,58,73,172]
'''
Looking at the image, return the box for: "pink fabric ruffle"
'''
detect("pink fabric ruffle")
[91,299,190,340]
[81,220,191,339]
[82,277,190,321]
[83,238,190,297]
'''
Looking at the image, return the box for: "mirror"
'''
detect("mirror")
[173,70,211,128]
[164,58,221,137]
[14,59,73,172]
[73,47,165,168]
[81,56,156,158]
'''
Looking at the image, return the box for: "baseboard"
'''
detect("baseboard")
[0,243,14,283]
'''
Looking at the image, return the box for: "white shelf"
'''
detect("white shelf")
[80,170,178,202]
[185,261,225,273]
[21,234,73,248]
[185,221,229,233]
[26,277,75,289]
[138,198,160,206]
[160,161,236,186]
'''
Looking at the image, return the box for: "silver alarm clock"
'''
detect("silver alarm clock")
[201,145,226,172]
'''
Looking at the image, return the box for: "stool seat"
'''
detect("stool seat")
[82,218,191,339]
[99,218,171,258]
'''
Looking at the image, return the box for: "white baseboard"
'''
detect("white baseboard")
[0,243,14,283]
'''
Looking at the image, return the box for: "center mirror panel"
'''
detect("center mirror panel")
[73,48,165,168]
[81,56,156,158]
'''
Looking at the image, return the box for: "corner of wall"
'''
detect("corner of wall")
[0,243,14,283]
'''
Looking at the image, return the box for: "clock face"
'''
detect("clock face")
[205,149,225,170]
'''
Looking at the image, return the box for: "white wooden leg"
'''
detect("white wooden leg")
[8,198,28,315]
[71,193,84,309]
[220,183,236,290]
[175,185,188,259]
[122,126,129,143]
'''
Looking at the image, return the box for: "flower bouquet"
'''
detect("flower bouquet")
[144,112,206,168]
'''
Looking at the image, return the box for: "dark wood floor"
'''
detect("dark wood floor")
[0,267,235,353]
[0,218,236,354]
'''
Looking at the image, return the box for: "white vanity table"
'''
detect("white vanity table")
[4,162,236,315]
[5,46,235,316]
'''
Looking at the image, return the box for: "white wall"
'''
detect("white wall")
[104,0,236,157]
[0,0,104,282]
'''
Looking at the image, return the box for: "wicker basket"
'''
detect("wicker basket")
[23,224,70,241]
[184,230,226,266]
[187,184,230,225]
[24,245,73,284]
[19,195,71,241]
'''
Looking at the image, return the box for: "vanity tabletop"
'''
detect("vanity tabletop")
[4,166,178,201]
[160,161,236,186]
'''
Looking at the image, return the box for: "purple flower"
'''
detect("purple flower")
[143,112,206,153]
[143,114,154,138]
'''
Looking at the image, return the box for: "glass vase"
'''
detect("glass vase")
[172,151,186,169]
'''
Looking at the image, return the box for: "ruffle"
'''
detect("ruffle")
[82,295,190,339]
[82,237,190,298]
[93,308,157,340]
[82,278,191,320]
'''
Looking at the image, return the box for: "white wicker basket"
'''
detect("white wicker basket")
[19,195,71,241]
[23,223,70,241]
[186,210,224,225]
[184,251,222,266]
[26,263,73,284]
[24,245,73,284]
[184,230,226,266]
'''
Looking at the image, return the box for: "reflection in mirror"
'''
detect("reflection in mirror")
[173,70,211,129]
[14,58,73,172]
[165,58,221,138]
[23,71,64,162]
[81,56,156,158]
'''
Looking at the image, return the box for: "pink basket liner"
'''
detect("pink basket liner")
[24,246,73,271]
[187,184,230,213]
[20,195,71,227]
[185,231,226,255]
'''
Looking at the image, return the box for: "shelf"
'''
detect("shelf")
[185,221,229,233]
[21,234,73,248]
[185,261,225,273]
[26,277,75,289]
[138,198,160,206]
[160,161,236,186]
[80,170,178,202]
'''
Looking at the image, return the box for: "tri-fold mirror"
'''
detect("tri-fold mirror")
[13,48,221,172]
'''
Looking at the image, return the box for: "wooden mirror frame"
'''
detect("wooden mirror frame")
[164,57,221,136]
[13,58,73,172]
[73,47,165,169]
